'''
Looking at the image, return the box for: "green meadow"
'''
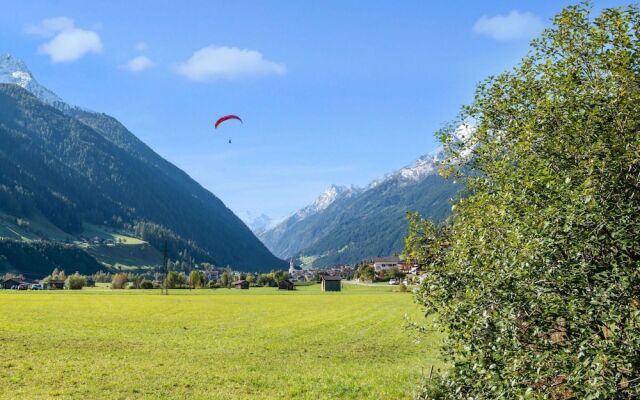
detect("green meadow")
[0,284,443,399]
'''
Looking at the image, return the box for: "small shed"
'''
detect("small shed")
[1,278,21,289]
[233,280,249,289]
[48,279,65,290]
[278,279,295,291]
[321,276,342,292]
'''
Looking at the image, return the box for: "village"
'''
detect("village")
[1,254,424,292]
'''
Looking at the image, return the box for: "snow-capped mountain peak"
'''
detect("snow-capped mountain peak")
[368,147,443,189]
[0,54,66,107]
[295,184,360,219]
[311,184,359,212]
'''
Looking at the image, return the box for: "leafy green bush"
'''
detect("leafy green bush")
[355,264,375,282]
[413,3,640,399]
[65,272,85,290]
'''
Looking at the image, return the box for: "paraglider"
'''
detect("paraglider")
[215,115,242,129]
[214,115,242,144]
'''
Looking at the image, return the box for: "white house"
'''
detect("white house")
[372,256,402,272]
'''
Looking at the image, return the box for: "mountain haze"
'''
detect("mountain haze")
[237,211,281,236]
[0,54,285,273]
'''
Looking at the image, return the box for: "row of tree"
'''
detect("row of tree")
[80,268,293,290]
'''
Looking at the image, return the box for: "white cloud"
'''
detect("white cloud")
[26,17,103,63]
[175,45,286,82]
[25,17,74,37]
[122,55,154,72]
[134,41,148,52]
[473,10,544,41]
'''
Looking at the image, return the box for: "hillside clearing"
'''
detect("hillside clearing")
[0,285,442,399]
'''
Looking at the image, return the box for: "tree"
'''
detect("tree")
[383,266,401,281]
[356,265,375,282]
[415,4,640,399]
[246,273,255,285]
[403,212,449,271]
[189,270,203,289]
[111,272,128,289]
[43,268,66,284]
[166,271,185,289]
[257,273,271,287]
[219,269,232,288]
[92,270,112,283]
[273,270,289,283]
[65,272,86,290]
[129,275,143,289]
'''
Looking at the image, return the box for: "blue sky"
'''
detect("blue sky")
[0,0,630,219]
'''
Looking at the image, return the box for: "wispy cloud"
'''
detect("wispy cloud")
[26,17,103,63]
[473,10,544,41]
[175,45,286,82]
[122,55,154,72]
[134,41,148,52]
[25,17,74,37]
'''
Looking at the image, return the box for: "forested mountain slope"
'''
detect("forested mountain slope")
[0,58,285,273]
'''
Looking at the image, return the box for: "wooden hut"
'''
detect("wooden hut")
[321,276,342,292]
[278,279,295,291]
[47,279,65,290]
[233,280,249,289]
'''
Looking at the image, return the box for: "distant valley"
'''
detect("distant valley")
[258,150,460,267]
[0,53,459,275]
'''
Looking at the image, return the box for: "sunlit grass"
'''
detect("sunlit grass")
[0,285,442,399]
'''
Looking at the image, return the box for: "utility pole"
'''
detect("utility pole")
[162,239,169,295]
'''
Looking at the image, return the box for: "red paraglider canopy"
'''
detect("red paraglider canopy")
[215,115,242,129]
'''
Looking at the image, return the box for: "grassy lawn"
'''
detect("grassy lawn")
[81,223,147,245]
[0,285,442,399]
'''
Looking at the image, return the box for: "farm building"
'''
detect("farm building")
[47,279,65,290]
[233,280,249,289]
[321,276,342,292]
[278,279,295,291]
[1,278,21,289]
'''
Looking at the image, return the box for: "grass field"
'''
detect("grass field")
[0,285,442,399]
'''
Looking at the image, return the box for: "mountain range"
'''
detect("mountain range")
[237,211,282,236]
[259,149,459,267]
[0,54,285,276]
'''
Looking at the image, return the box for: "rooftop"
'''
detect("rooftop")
[372,256,401,263]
